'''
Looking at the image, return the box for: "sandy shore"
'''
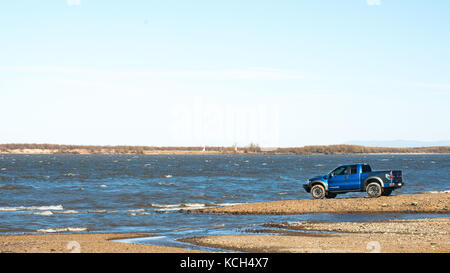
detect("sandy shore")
[0,233,204,253]
[2,219,448,253]
[182,217,450,253]
[191,192,450,215]
[2,193,449,253]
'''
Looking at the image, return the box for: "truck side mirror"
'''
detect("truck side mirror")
[329,173,334,178]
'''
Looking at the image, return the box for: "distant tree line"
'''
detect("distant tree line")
[275,145,450,154]
[0,143,449,154]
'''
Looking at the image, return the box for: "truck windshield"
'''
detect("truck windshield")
[332,166,347,176]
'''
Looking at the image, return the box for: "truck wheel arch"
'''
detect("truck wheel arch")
[363,177,383,189]
[311,181,328,191]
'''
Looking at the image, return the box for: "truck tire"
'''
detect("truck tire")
[311,184,326,199]
[366,182,382,198]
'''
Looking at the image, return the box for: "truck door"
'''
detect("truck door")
[345,165,361,190]
[328,165,360,191]
[328,166,348,191]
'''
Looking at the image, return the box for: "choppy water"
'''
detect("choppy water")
[0,154,449,250]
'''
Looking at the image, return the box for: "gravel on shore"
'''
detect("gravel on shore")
[182,217,450,253]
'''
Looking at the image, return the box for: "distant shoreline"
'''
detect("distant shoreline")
[0,144,449,155]
[0,151,448,155]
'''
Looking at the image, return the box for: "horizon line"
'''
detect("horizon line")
[1,143,450,149]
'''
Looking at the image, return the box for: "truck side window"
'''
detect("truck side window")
[350,165,357,174]
[333,166,347,176]
[362,165,372,173]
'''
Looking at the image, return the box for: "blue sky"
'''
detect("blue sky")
[1,0,449,147]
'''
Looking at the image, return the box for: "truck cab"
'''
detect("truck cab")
[303,163,403,199]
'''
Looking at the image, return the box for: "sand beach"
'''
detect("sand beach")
[1,192,449,253]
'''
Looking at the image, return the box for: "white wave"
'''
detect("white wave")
[100,184,107,188]
[126,209,145,212]
[154,203,206,212]
[37,227,88,233]
[108,209,146,213]
[155,207,183,212]
[88,209,107,213]
[180,203,205,208]
[33,211,53,216]
[85,208,150,214]
[216,203,242,207]
[165,175,173,178]
[135,212,150,215]
[0,205,63,212]
[54,210,79,214]
[428,190,450,194]
[154,207,185,212]
[155,202,242,211]
[140,201,241,212]
[157,182,175,186]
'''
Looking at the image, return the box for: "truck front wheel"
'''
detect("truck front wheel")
[366,182,382,198]
[311,184,326,199]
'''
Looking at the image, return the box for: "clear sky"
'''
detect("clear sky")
[1,0,449,147]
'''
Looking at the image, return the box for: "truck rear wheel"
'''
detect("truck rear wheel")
[366,182,382,198]
[311,184,326,199]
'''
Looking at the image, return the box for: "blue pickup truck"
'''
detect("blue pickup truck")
[303,163,403,199]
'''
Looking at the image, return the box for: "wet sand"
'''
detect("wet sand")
[191,192,450,215]
[182,217,450,253]
[0,233,204,253]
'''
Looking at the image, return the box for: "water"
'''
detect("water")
[0,154,449,249]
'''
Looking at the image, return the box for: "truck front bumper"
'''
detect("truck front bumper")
[303,184,311,193]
